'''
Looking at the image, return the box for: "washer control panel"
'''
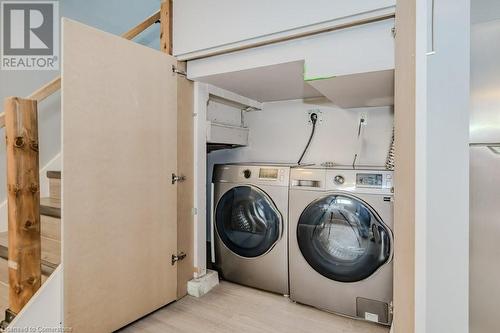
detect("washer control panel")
[258,168,280,180]
[213,164,291,187]
[241,167,286,181]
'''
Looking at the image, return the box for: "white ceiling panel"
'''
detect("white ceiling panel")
[196,61,323,102]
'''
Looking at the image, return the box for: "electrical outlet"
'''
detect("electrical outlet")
[308,109,323,125]
[359,112,368,126]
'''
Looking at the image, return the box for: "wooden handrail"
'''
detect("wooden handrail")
[122,10,160,40]
[28,77,61,102]
[0,10,161,128]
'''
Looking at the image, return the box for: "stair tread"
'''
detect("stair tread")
[41,215,61,241]
[47,170,61,179]
[40,197,60,209]
[48,175,61,201]
[0,231,60,269]
[40,197,61,218]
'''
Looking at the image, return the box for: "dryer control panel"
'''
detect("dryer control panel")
[356,173,393,189]
[290,168,394,195]
[326,169,394,195]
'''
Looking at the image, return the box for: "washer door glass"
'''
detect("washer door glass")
[215,185,282,258]
[297,194,391,282]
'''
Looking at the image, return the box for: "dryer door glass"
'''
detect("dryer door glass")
[216,185,282,258]
[297,194,391,282]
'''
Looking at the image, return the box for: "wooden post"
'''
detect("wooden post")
[160,0,173,55]
[4,97,41,315]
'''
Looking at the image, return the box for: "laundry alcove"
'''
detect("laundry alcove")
[189,16,396,287]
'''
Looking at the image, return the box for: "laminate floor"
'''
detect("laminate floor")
[118,281,390,333]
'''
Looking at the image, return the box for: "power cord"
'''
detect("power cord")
[297,113,318,165]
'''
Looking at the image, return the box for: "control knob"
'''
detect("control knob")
[243,169,251,179]
[334,175,345,185]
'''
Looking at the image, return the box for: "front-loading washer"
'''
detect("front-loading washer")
[289,167,394,325]
[212,163,292,295]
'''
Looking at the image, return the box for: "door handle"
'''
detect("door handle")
[172,173,186,184]
[427,0,436,55]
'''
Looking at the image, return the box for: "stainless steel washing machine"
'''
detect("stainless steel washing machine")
[289,167,394,325]
[212,163,291,295]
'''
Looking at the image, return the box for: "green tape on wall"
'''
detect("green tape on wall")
[304,75,337,82]
[303,63,336,82]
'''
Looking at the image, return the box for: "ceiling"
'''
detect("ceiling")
[195,61,323,103]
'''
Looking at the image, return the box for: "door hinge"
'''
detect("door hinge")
[172,252,187,265]
[172,65,187,76]
[172,173,186,184]
[389,301,394,315]
[391,26,396,38]
[0,309,16,330]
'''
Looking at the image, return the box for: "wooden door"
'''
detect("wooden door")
[61,19,178,332]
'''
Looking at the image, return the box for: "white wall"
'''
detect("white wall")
[206,99,394,241]
[173,0,395,59]
[211,100,393,166]
[424,0,470,332]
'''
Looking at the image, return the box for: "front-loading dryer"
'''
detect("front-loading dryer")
[289,167,394,325]
[212,163,291,295]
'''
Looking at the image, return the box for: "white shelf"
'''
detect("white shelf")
[206,121,249,146]
[306,69,394,108]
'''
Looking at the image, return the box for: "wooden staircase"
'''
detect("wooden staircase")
[0,171,61,316]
